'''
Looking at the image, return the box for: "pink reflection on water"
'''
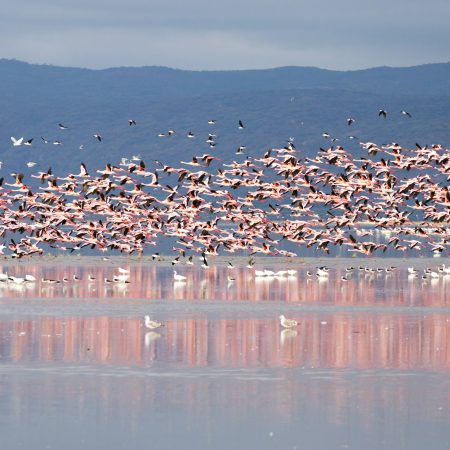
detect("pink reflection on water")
[1,313,450,371]
[0,263,449,306]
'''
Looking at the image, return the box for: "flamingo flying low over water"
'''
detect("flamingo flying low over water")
[0,105,449,260]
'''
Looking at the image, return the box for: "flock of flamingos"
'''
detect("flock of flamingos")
[1,115,449,263]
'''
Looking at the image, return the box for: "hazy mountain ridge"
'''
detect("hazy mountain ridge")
[2,59,450,99]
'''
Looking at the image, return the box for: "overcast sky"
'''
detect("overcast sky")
[2,0,449,70]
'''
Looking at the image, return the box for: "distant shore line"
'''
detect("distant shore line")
[1,254,449,268]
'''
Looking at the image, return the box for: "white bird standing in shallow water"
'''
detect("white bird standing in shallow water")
[113,274,130,283]
[279,315,298,328]
[173,270,187,282]
[144,315,162,330]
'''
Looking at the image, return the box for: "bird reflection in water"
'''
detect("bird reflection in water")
[280,328,298,345]
[145,331,161,347]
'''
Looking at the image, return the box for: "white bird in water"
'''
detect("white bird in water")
[8,276,25,284]
[173,270,187,282]
[255,269,267,277]
[279,315,298,329]
[316,268,329,277]
[144,315,162,330]
[113,274,130,283]
[275,270,288,277]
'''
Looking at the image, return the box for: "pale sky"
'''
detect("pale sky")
[1,0,449,70]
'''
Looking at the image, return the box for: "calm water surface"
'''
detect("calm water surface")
[0,260,450,449]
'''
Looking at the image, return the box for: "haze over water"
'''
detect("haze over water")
[0,259,450,449]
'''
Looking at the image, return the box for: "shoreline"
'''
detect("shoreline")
[1,254,449,269]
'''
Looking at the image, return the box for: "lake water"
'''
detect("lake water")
[0,258,450,449]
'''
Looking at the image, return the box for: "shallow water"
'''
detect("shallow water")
[1,261,450,449]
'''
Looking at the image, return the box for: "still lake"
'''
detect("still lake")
[0,258,450,449]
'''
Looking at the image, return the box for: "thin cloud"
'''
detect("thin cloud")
[1,0,449,69]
